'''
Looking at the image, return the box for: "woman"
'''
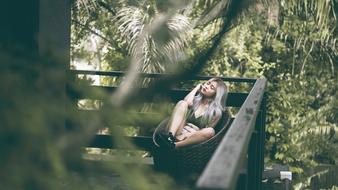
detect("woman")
[156,78,229,149]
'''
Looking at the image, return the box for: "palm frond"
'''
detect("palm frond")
[114,6,192,73]
[276,0,336,47]
[256,0,337,75]
[73,0,98,14]
[195,0,222,7]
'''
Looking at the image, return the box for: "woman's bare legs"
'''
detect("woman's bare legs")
[166,100,189,136]
[175,124,199,141]
[165,100,215,148]
[175,127,215,148]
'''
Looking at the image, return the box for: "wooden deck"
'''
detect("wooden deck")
[61,154,198,190]
[60,171,132,190]
[67,71,268,190]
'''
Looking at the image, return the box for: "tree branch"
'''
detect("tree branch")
[97,0,116,16]
[193,0,256,28]
[72,19,127,55]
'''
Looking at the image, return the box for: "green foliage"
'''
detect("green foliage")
[71,0,337,173]
[267,74,337,171]
[194,3,337,173]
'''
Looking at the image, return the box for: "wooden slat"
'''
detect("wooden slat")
[196,78,267,190]
[88,135,154,151]
[83,154,154,165]
[73,110,164,130]
[68,69,257,83]
[248,130,259,190]
[72,110,236,131]
[85,119,237,151]
[72,86,249,107]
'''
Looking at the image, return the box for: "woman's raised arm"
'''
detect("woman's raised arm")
[184,84,201,106]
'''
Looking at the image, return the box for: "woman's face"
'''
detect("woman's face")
[201,80,218,97]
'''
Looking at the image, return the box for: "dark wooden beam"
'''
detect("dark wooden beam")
[87,135,154,151]
[196,78,267,190]
[69,69,257,83]
[70,86,249,108]
[39,0,71,61]
[72,110,164,129]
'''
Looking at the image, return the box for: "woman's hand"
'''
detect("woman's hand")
[186,123,200,131]
[184,83,203,106]
[181,123,199,136]
[176,123,200,141]
[195,83,202,92]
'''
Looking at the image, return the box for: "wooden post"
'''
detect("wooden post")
[39,0,71,133]
[248,130,259,190]
[258,95,268,190]
[39,0,71,62]
[39,0,71,129]
[0,0,71,129]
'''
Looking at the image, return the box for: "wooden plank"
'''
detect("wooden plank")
[71,86,249,107]
[196,78,267,190]
[71,110,235,134]
[87,135,154,151]
[85,120,237,152]
[248,131,259,190]
[73,110,164,130]
[68,69,257,83]
[39,0,70,60]
[82,154,154,165]
[257,97,267,190]
[59,171,133,190]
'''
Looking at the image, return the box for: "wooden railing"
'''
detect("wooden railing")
[67,70,267,190]
[68,70,257,83]
[197,78,267,190]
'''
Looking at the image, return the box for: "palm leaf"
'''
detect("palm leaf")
[73,0,98,14]
[114,6,192,73]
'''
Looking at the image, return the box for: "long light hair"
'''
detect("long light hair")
[192,78,228,125]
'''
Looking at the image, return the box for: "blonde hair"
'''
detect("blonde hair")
[192,78,228,125]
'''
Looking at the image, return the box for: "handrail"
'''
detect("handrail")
[68,69,257,83]
[196,78,267,190]
[70,86,249,107]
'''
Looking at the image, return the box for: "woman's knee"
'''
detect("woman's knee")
[201,128,215,139]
